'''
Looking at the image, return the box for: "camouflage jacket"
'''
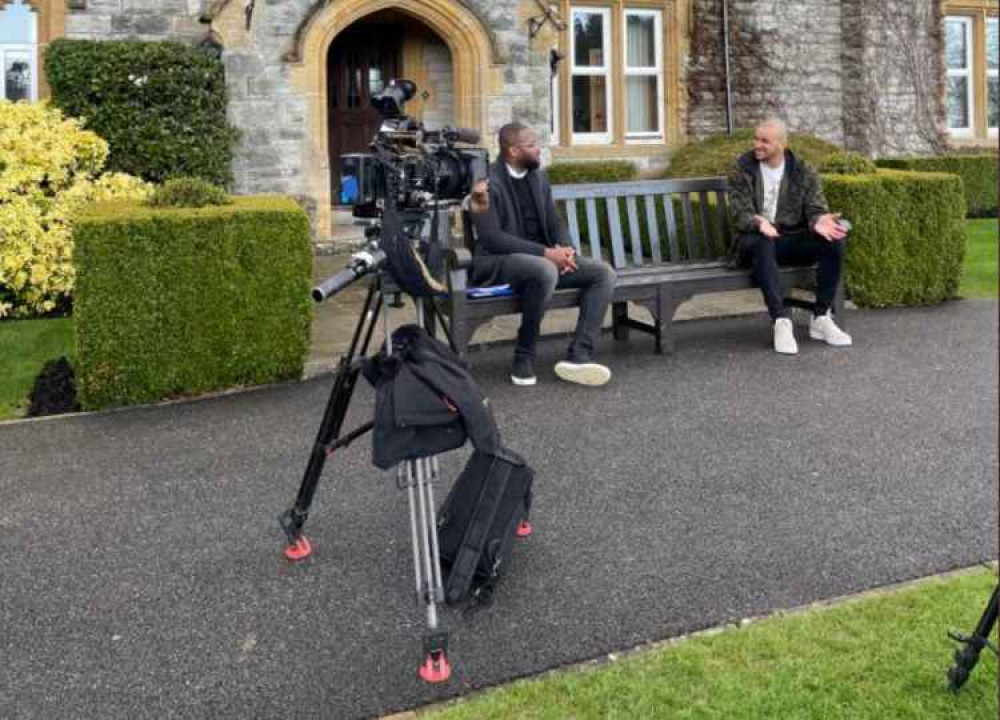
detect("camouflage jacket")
[726,149,829,241]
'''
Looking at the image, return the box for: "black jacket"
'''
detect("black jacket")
[362,325,500,469]
[727,149,830,236]
[468,161,572,285]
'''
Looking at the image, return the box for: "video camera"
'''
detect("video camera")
[315,79,488,302]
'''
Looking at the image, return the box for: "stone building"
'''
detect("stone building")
[2,0,997,239]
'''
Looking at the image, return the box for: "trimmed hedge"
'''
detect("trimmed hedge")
[875,155,998,217]
[73,197,312,409]
[664,129,842,179]
[46,39,239,187]
[546,161,638,185]
[824,170,967,307]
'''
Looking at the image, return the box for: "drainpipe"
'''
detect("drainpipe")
[722,0,734,134]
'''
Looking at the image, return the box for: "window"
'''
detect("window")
[570,7,612,144]
[0,0,37,102]
[943,5,999,141]
[946,16,973,134]
[623,9,663,140]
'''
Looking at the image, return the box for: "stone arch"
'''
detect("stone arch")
[291,0,498,234]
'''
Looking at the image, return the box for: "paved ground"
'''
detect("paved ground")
[1,300,996,719]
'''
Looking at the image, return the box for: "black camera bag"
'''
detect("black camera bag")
[437,447,533,606]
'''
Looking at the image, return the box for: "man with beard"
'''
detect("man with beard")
[468,122,616,387]
[729,117,852,355]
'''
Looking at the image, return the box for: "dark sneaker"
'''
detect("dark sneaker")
[554,358,611,387]
[511,356,537,386]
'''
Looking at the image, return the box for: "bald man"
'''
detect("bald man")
[728,119,852,355]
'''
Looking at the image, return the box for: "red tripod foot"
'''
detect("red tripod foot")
[516,520,533,537]
[283,535,313,561]
[418,652,452,683]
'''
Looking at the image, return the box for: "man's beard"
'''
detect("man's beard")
[521,155,540,172]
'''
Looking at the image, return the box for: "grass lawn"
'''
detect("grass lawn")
[960,218,999,298]
[0,317,74,421]
[427,567,998,719]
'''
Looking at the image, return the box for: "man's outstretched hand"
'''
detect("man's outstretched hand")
[814,213,848,242]
[755,215,780,239]
[545,246,578,274]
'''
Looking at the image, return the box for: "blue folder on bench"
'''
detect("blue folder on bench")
[467,284,514,299]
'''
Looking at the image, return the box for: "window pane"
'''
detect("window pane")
[4,52,30,102]
[0,0,37,45]
[574,12,604,67]
[626,14,656,68]
[572,75,607,133]
[947,75,969,128]
[989,76,998,129]
[626,76,658,133]
[988,19,998,71]
[946,20,968,70]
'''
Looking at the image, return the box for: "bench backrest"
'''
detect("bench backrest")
[551,177,732,269]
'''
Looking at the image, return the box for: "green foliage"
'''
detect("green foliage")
[663,129,842,178]
[817,151,878,175]
[73,197,312,410]
[824,170,967,307]
[45,39,239,187]
[147,177,232,208]
[875,154,998,217]
[0,100,150,318]
[546,161,639,185]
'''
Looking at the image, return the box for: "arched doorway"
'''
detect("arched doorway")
[326,11,456,203]
[291,0,496,236]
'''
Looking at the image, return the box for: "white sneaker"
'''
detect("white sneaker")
[773,317,798,355]
[554,360,611,387]
[809,312,852,347]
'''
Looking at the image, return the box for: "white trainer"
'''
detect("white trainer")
[553,360,611,387]
[809,312,852,347]
[773,317,798,355]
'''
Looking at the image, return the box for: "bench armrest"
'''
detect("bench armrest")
[446,247,473,269]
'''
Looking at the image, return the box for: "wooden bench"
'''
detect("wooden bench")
[436,177,845,357]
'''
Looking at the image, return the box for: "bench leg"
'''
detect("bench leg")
[655,289,684,355]
[612,301,630,342]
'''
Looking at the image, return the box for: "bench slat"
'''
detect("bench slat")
[680,193,697,260]
[607,197,627,269]
[715,190,731,253]
[625,196,643,266]
[662,194,680,261]
[584,197,602,261]
[565,200,582,253]
[644,195,663,264]
[552,177,728,199]
[699,190,715,258]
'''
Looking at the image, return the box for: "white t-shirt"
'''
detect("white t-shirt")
[760,162,785,224]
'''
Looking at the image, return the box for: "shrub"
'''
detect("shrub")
[546,161,639,185]
[147,177,232,208]
[73,196,312,409]
[875,155,997,217]
[45,39,239,187]
[0,101,150,318]
[818,151,877,175]
[663,129,842,178]
[823,170,966,307]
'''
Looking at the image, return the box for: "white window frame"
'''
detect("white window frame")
[0,45,38,102]
[551,56,560,146]
[987,17,998,136]
[946,15,974,137]
[623,8,664,142]
[569,6,613,145]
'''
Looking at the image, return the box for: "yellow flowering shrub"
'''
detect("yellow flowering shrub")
[0,101,150,318]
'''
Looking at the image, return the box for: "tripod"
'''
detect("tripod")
[278,259,457,683]
[946,584,998,692]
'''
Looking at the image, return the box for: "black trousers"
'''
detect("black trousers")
[738,229,845,320]
[473,253,616,362]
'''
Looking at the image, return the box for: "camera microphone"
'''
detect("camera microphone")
[444,127,480,145]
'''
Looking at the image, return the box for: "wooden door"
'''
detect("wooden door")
[328,26,400,203]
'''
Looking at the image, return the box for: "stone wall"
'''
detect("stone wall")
[64,0,205,41]
[687,0,943,156]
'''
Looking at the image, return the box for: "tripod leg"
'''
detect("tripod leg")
[412,457,451,683]
[278,285,383,560]
[947,584,999,692]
